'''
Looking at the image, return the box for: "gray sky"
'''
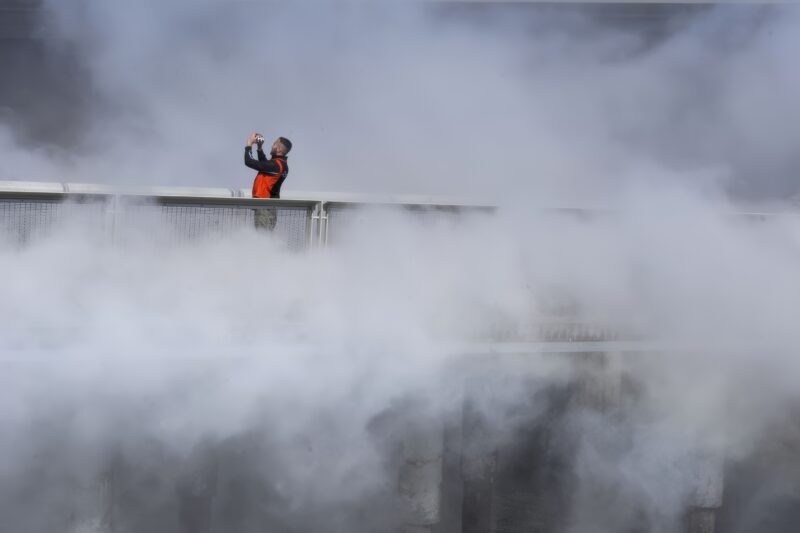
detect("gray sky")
[0,2,797,203]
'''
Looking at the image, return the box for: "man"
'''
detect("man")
[244,133,292,231]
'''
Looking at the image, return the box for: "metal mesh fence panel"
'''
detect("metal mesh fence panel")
[324,203,487,245]
[115,203,311,250]
[0,198,312,250]
[0,199,108,245]
[324,204,363,245]
[0,200,60,244]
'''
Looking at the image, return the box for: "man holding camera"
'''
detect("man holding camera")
[244,133,292,231]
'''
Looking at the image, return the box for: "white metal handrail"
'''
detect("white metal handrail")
[3,179,800,249]
[0,181,500,248]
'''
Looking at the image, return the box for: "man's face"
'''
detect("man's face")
[271,140,282,156]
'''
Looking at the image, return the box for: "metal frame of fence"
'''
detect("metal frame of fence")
[12,182,794,358]
[0,190,319,248]
[0,184,498,248]
[4,181,798,349]
[3,180,799,250]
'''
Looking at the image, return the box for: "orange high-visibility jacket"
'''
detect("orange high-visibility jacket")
[244,147,288,199]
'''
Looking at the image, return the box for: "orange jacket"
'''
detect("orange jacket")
[245,147,288,199]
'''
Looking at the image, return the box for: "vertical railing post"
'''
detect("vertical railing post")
[308,202,321,249]
[105,194,120,244]
[319,201,329,247]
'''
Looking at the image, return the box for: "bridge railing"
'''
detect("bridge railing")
[0,182,680,348]
[4,180,796,250]
[0,190,322,249]
[0,183,496,249]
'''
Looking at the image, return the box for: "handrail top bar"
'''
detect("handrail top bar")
[282,190,491,208]
[0,180,246,198]
[0,190,319,208]
[322,199,496,211]
[0,180,64,194]
[151,196,319,208]
[3,179,800,216]
[0,180,489,207]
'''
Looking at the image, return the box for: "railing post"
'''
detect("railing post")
[308,202,322,249]
[319,201,329,247]
[105,194,121,243]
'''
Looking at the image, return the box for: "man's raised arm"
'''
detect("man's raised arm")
[244,133,279,174]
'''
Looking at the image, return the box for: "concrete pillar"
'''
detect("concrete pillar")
[461,371,574,533]
[70,478,114,533]
[688,509,716,533]
[460,392,497,533]
[687,453,724,533]
[177,440,218,533]
[459,351,626,533]
[399,419,445,533]
[70,458,117,533]
[434,419,464,533]
[568,352,637,533]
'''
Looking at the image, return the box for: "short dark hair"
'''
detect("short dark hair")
[278,137,292,154]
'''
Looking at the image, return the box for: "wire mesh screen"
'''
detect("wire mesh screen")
[324,203,485,245]
[0,198,312,250]
[0,199,108,245]
[324,205,362,244]
[115,203,311,250]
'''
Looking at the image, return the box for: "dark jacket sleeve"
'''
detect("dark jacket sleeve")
[244,147,280,174]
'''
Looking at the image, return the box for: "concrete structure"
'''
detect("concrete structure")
[7,180,800,533]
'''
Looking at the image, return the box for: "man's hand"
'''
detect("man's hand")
[246,132,258,147]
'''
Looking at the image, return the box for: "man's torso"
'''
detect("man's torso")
[252,157,288,199]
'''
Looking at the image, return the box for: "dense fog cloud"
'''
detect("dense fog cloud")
[2,196,800,530]
[2,2,800,532]
[1,2,798,202]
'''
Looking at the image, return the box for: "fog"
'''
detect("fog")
[2,2,800,532]
[1,2,798,202]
